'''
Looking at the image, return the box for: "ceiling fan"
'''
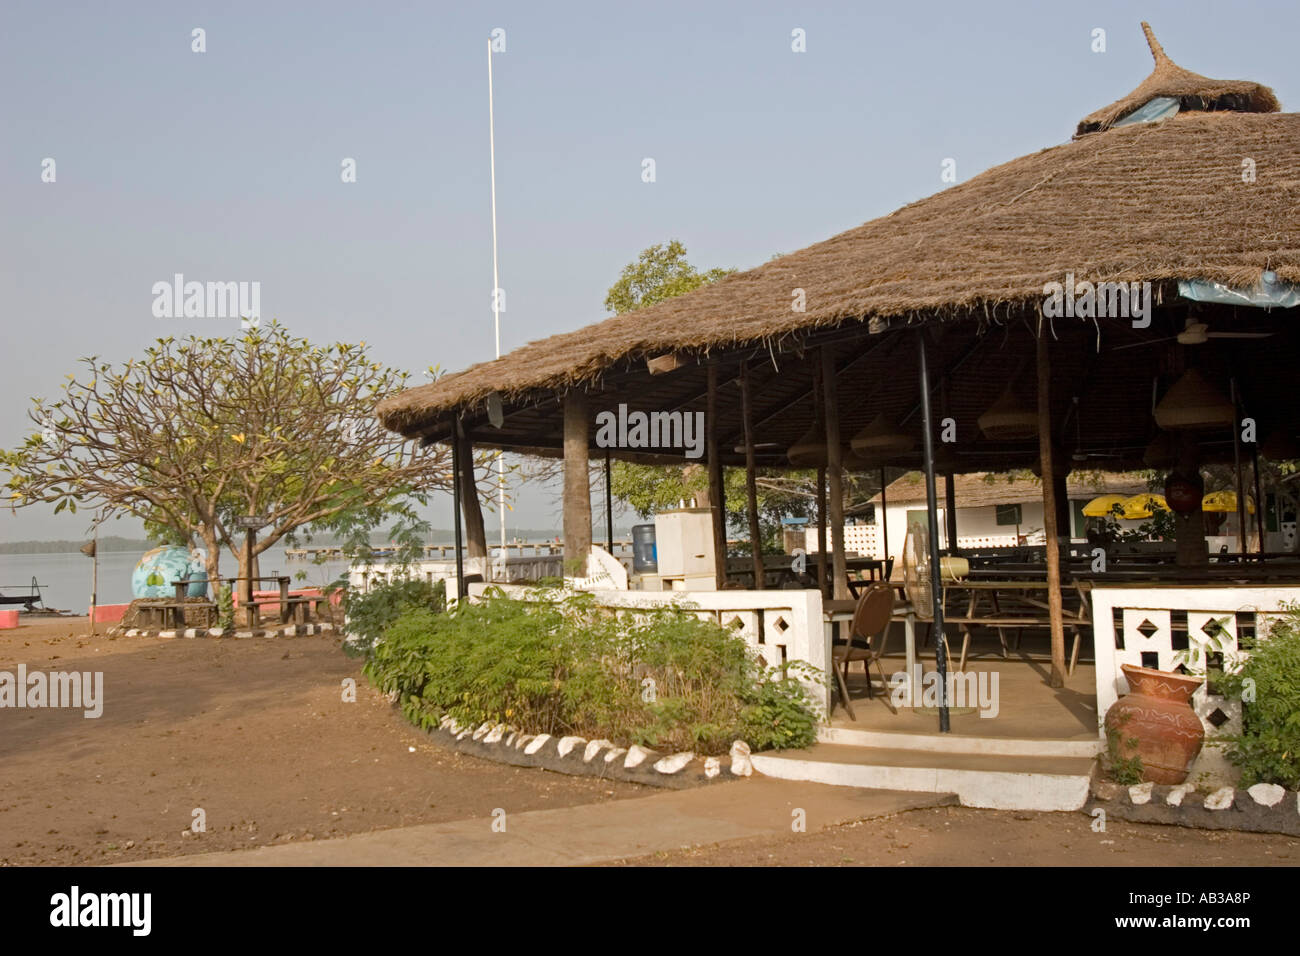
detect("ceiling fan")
[1113,317,1274,351]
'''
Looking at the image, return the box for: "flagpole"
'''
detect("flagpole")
[488,38,507,563]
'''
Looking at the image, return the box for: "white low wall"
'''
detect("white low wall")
[348,553,564,592]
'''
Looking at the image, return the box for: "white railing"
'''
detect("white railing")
[802,526,1025,558]
[348,553,564,592]
[473,582,829,714]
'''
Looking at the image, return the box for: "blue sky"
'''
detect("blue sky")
[3,0,1297,540]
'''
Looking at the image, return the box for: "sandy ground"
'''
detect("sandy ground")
[0,616,645,866]
[609,804,1299,866]
[4,615,1296,868]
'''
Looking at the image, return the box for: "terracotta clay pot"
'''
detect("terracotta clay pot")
[1104,664,1205,784]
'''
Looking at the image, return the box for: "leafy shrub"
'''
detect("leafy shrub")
[1103,712,1144,785]
[1216,604,1300,789]
[362,588,821,755]
[342,577,446,657]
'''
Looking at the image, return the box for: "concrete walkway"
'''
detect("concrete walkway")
[132,779,953,867]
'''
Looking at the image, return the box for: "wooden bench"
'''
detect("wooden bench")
[245,593,330,625]
[136,601,218,630]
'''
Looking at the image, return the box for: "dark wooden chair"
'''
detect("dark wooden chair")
[831,583,897,720]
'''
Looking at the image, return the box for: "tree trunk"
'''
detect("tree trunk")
[1036,332,1067,688]
[562,392,592,577]
[199,527,222,595]
[457,431,488,562]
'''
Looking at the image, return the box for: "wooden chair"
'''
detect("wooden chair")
[831,583,897,720]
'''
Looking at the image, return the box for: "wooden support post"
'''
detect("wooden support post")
[604,450,615,555]
[739,361,764,590]
[879,466,891,574]
[706,366,728,589]
[562,392,592,577]
[816,467,828,596]
[812,355,828,595]
[1036,332,1067,688]
[943,473,958,553]
[1052,466,1071,540]
[821,348,848,599]
[1252,444,1266,555]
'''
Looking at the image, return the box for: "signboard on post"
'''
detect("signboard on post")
[234,515,269,626]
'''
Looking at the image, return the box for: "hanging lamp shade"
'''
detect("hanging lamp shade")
[787,421,828,468]
[1153,369,1234,430]
[977,387,1038,440]
[841,445,879,471]
[850,414,914,456]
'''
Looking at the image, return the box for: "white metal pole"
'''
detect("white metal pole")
[488,39,507,561]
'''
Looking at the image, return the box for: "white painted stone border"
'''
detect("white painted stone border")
[414,710,754,788]
[1091,779,1300,836]
[118,623,335,639]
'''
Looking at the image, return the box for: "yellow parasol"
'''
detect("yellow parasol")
[1082,494,1130,517]
[1120,493,1169,519]
[1202,490,1255,514]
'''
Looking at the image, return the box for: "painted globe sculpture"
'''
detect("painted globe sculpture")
[131,546,209,599]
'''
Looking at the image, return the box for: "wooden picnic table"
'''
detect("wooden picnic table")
[937,579,1091,673]
[829,577,1092,676]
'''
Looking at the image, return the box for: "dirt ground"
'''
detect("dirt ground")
[609,804,1300,866]
[5,615,1297,869]
[0,616,645,866]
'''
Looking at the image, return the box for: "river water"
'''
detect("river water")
[0,548,356,612]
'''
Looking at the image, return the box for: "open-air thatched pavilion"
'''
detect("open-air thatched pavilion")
[378,23,1300,764]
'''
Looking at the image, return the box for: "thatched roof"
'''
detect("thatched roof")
[1075,23,1279,136]
[871,472,1150,509]
[379,23,1299,449]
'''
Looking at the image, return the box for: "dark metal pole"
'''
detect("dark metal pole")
[452,422,466,600]
[1251,442,1266,557]
[916,330,949,732]
[604,449,615,554]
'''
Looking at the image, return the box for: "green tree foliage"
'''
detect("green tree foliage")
[1,323,458,585]
[603,241,823,550]
[603,239,734,315]
[611,461,814,553]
